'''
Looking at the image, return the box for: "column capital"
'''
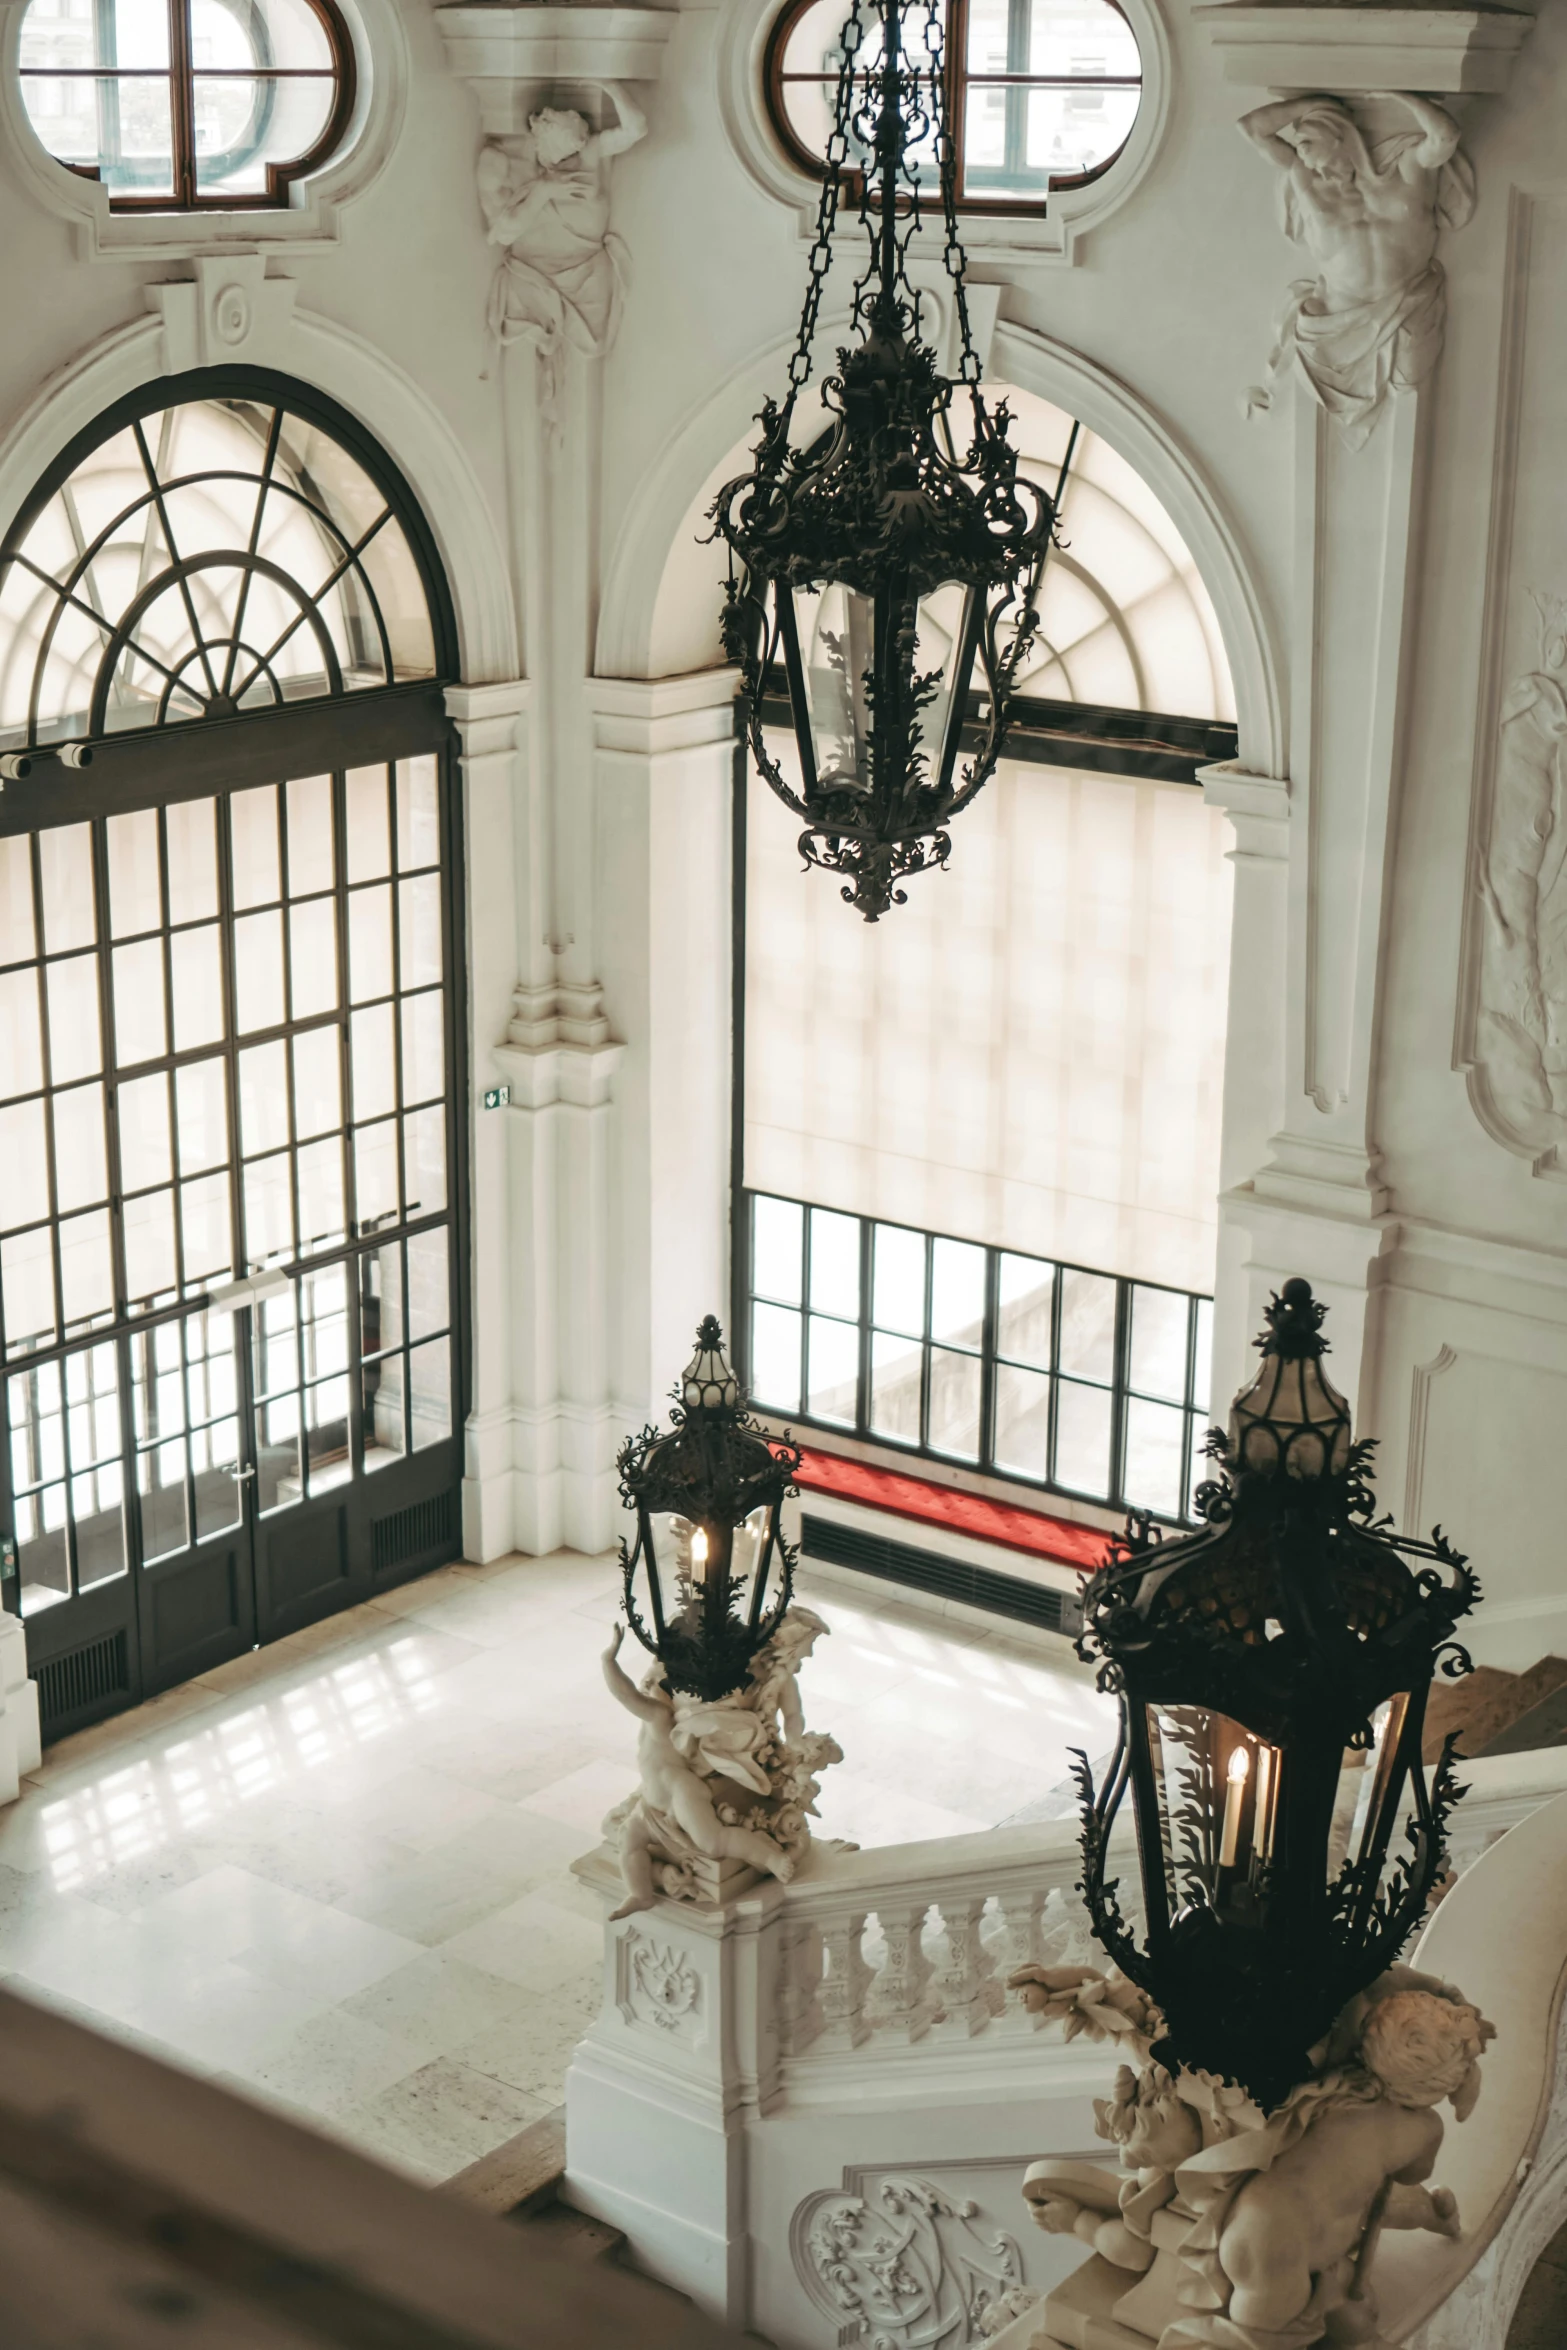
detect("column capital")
[590,668,739,757]
[1193,2,1532,95]
[1199,760,1290,864]
[435,6,676,133]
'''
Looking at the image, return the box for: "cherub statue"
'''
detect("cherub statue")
[1170,1977,1488,2348]
[1006,1960,1492,2350]
[600,1624,797,1919]
[1240,92,1475,446]
[476,84,647,413]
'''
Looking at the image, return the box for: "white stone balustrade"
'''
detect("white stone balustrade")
[565,1744,1567,2333]
[772,1819,1125,2068]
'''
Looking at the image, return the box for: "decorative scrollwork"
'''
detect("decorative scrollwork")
[791,2174,1025,2346]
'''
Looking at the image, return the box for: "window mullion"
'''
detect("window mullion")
[856,1214,872,1437]
[945,0,969,202]
[168,0,197,209]
[979,1242,998,1473]
[1109,1274,1131,1507]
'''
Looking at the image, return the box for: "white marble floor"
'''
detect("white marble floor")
[0,1551,1113,2185]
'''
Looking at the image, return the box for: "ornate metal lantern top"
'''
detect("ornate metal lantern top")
[710,0,1055,920]
[617,1317,802,1702]
[1073,1281,1480,2109]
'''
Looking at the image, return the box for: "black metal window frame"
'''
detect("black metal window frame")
[0,366,438,756]
[735,1189,1213,1527]
[0,367,468,1733]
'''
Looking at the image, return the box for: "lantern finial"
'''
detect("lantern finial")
[1229,1277,1352,1480]
[681,1318,739,1414]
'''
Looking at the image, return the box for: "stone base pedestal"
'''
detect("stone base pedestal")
[1039,2256,1163,2350]
[575,1836,765,1912]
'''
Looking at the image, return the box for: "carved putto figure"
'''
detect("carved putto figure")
[1008,1959,1491,2350]
[1474,591,1567,1156]
[477,84,646,411]
[1241,93,1475,448]
[601,1602,841,1917]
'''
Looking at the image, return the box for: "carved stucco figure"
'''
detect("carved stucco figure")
[601,1600,842,1917]
[1008,1960,1491,2350]
[1473,592,1567,1159]
[477,85,646,412]
[1241,93,1475,448]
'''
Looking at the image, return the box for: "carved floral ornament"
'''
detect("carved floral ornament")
[790,2173,1026,2347]
[619,1931,702,2032]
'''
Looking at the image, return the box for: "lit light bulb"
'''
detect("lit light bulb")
[1220,1742,1252,1870]
[690,1526,708,1578]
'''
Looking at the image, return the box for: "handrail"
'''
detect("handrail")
[765,1746,1567,2067]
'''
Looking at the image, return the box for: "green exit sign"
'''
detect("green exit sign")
[482,1085,511,1111]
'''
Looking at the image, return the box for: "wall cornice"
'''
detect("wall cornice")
[1194,1,1533,94]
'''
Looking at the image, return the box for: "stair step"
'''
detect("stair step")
[440,2105,567,2218]
[524,2203,627,2265]
[1424,1658,1567,1763]
[1473,1681,1567,1758]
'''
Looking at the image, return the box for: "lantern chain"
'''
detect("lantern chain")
[924,0,982,387]
[788,0,867,394]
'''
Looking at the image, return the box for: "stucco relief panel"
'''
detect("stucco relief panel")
[615,1925,706,2042]
[1459,193,1567,1174]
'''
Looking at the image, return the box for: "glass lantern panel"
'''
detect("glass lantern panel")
[1145,1704,1279,1928]
[641,1504,782,1640]
[1329,1694,1414,1888]
[789,578,977,800]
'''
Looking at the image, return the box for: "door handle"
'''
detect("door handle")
[231,1464,257,1483]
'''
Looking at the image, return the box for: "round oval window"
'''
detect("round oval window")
[767,0,1143,206]
[18,0,355,210]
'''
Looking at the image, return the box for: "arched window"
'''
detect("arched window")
[17,0,354,211]
[0,382,433,749]
[0,374,464,1740]
[736,388,1236,1529]
[766,0,1142,210]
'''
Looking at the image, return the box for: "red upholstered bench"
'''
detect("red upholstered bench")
[791,1446,1112,1578]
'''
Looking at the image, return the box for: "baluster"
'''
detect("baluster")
[993,1886,1045,2032]
[870,1901,938,2042]
[816,1909,874,2049]
[776,1917,824,2056]
[929,1892,1004,2039]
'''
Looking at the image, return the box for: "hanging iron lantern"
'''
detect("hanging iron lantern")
[710,0,1055,921]
[1073,1279,1480,2110]
[617,1317,802,1702]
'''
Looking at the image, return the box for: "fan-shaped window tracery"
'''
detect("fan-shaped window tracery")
[0,390,439,752]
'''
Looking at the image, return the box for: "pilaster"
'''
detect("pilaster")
[566,1852,783,2327]
[1221,376,1422,1416]
[591,671,739,1424]
[447,680,532,1563]
[493,1003,625,1556]
[439,15,675,1556]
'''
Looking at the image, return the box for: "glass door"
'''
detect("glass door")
[0,752,464,1736]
